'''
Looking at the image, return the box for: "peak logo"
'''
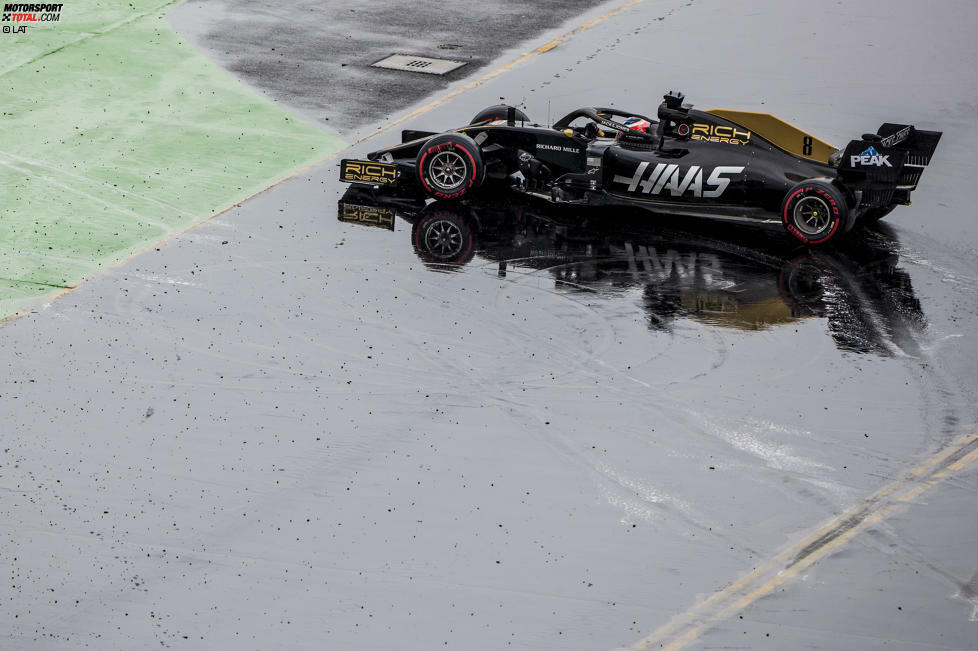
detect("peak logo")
[850,146,891,167]
[613,163,744,198]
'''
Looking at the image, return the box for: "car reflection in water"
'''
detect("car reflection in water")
[338,187,926,357]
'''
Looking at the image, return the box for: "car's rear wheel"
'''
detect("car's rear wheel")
[416,134,485,200]
[781,181,851,246]
[778,255,826,317]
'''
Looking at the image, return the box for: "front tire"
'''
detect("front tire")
[781,181,850,246]
[416,134,485,200]
[411,204,476,266]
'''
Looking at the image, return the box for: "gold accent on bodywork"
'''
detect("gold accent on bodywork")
[341,160,398,184]
[681,295,796,330]
[338,203,396,230]
[706,109,836,163]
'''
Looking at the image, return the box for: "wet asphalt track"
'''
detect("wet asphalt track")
[3,0,978,649]
[169,0,600,133]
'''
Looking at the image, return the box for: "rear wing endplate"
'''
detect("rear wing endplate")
[838,124,942,206]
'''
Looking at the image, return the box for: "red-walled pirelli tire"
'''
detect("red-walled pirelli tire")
[781,181,851,246]
[411,204,476,266]
[416,134,485,200]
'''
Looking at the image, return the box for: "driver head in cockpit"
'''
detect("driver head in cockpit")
[623,116,652,133]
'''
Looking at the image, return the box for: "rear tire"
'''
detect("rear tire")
[416,134,485,200]
[778,255,825,317]
[781,181,850,246]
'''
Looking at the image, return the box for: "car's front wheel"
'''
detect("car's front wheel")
[416,134,485,200]
[411,203,476,266]
[781,181,851,246]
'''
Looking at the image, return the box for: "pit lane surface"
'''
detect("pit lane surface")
[3,1,978,649]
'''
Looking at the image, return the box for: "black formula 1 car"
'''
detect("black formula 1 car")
[339,91,941,246]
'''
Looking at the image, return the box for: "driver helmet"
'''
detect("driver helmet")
[623,117,651,133]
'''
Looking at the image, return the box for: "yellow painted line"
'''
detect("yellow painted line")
[629,432,978,650]
[0,0,647,328]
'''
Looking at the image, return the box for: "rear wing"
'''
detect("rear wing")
[838,124,942,208]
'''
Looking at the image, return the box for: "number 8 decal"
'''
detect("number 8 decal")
[802,136,813,156]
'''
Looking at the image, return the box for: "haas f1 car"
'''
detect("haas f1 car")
[339,91,941,246]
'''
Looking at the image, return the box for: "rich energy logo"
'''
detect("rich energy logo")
[341,160,398,185]
[2,2,61,32]
[689,123,751,146]
[338,203,396,230]
[613,162,744,198]
[850,145,891,167]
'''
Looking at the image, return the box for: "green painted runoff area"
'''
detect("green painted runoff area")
[0,0,343,318]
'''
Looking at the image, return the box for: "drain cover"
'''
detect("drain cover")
[371,54,466,75]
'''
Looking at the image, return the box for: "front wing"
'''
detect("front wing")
[340,159,403,186]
